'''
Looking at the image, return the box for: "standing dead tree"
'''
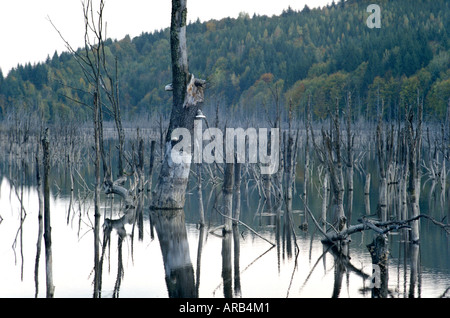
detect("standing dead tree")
[322,98,346,234]
[283,100,301,252]
[103,57,125,178]
[233,161,242,226]
[42,129,55,298]
[79,0,107,297]
[405,91,423,243]
[308,95,347,253]
[223,161,234,233]
[49,0,126,180]
[34,137,44,298]
[151,0,206,210]
[302,95,312,229]
[49,0,129,297]
[376,111,388,222]
[344,92,355,224]
[284,100,300,213]
[309,105,329,231]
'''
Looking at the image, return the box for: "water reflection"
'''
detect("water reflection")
[0,154,450,298]
[151,209,196,298]
[221,231,232,298]
[218,226,244,298]
[100,208,138,297]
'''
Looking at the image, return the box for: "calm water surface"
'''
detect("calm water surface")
[0,153,449,298]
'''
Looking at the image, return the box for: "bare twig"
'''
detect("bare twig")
[215,207,276,246]
[301,193,450,243]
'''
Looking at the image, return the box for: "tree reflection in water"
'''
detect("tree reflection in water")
[151,209,196,298]
[1,155,449,298]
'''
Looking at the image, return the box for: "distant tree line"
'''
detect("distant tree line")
[0,0,449,123]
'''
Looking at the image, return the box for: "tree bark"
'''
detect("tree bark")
[345,92,354,224]
[376,118,388,222]
[233,162,242,225]
[223,162,234,232]
[152,0,205,210]
[321,172,329,232]
[42,129,55,298]
[197,163,205,226]
[406,93,423,243]
[304,97,311,226]
[34,142,44,298]
[93,87,102,298]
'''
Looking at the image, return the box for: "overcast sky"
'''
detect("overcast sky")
[0,0,331,75]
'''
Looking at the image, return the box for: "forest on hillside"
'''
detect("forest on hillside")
[0,0,449,124]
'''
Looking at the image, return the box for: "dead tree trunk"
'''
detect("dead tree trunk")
[406,92,423,244]
[285,101,300,228]
[345,92,354,224]
[376,116,388,222]
[152,0,206,210]
[397,128,408,221]
[93,86,102,298]
[303,95,312,227]
[34,141,44,298]
[148,140,156,194]
[323,99,346,233]
[223,162,234,233]
[50,1,109,297]
[136,136,145,240]
[364,173,371,215]
[309,106,329,232]
[107,57,125,177]
[233,162,242,225]
[42,129,55,298]
[321,172,329,232]
[197,163,205,226]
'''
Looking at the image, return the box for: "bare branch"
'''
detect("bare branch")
[214,207,276,246]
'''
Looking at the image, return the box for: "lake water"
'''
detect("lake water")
[0,143,449,298]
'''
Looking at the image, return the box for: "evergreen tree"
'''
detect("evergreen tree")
[0,0,448,122]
